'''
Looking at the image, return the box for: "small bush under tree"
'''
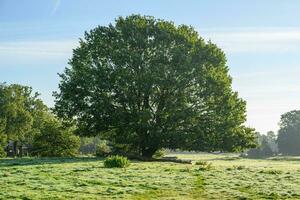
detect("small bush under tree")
[103,155,130,168]
[96,141,111,157]
[152,149,166,159]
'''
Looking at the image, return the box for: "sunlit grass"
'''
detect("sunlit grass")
[1,154,300,199]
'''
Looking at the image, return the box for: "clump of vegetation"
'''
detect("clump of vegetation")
[79,136,102,155]
[103,155,130,168]
[32,119,80,157]
[95,141,111,157]
[153,149,166,159]
[195,161,212,171]
[245,131,277,158]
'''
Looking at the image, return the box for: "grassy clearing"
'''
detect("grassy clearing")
[1,154,300,199]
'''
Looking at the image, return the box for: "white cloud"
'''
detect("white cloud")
[199,27,300,53]
[0,40,77,58]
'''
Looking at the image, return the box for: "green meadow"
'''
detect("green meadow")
[1,153,300,200]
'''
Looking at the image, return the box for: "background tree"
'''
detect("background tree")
[0,83,78,157]
[0,119,7,157]
[79,136,102,154]
[246,131,276,158]
[266,131,278,153]
[0,83,36,156]
[260,138,274,157]
[277,110,300,155]
[54,15,256,158]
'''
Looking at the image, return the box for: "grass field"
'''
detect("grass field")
[1,153,300,199]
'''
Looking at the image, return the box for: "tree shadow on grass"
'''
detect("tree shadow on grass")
[267,156,300,162]
[211,155,300,162]
[0,157,105,167]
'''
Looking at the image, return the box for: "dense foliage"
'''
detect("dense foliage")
[277,110,300,155]
[103,155,130,168]
[246,131,277,158]
[79,136,102,154]
[95,141,111,157]
[0,133,6,157]
[32,118,80,157]
[0,83,80,157]
[54,15,256,157]
[0,83,47,156]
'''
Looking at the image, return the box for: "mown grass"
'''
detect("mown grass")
[1,153,300,199]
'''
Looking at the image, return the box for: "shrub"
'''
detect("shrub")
[153,149,166,159]
[245,135,275,158]
[32,119,80,157]
[79,136,102,155]
[246,148,262,158]
[103,155,130,168]
[96,141,111,157]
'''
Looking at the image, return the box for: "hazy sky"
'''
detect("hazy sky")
[1,0,300,134]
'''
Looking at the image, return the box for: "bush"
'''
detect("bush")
[246,142,274,158]
[79,136,102,155]
[246,148,262,158]
[32,119,80,157]
[153,149,166,159]
[96,141,111,157]
[103,155,130,168]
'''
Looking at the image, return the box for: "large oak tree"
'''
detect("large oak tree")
[54,15,256,158]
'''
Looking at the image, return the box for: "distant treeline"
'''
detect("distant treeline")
[245,110,300,158]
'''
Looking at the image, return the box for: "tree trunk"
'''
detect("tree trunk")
[141,148,157,158]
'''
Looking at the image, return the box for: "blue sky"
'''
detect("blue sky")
[1,0,300,134]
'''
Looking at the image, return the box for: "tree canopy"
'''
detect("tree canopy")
[277,110,300,155]
[0,83,80,157]
[54,15,256,158]
[246,131,276,158]
[0,83,44,156]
